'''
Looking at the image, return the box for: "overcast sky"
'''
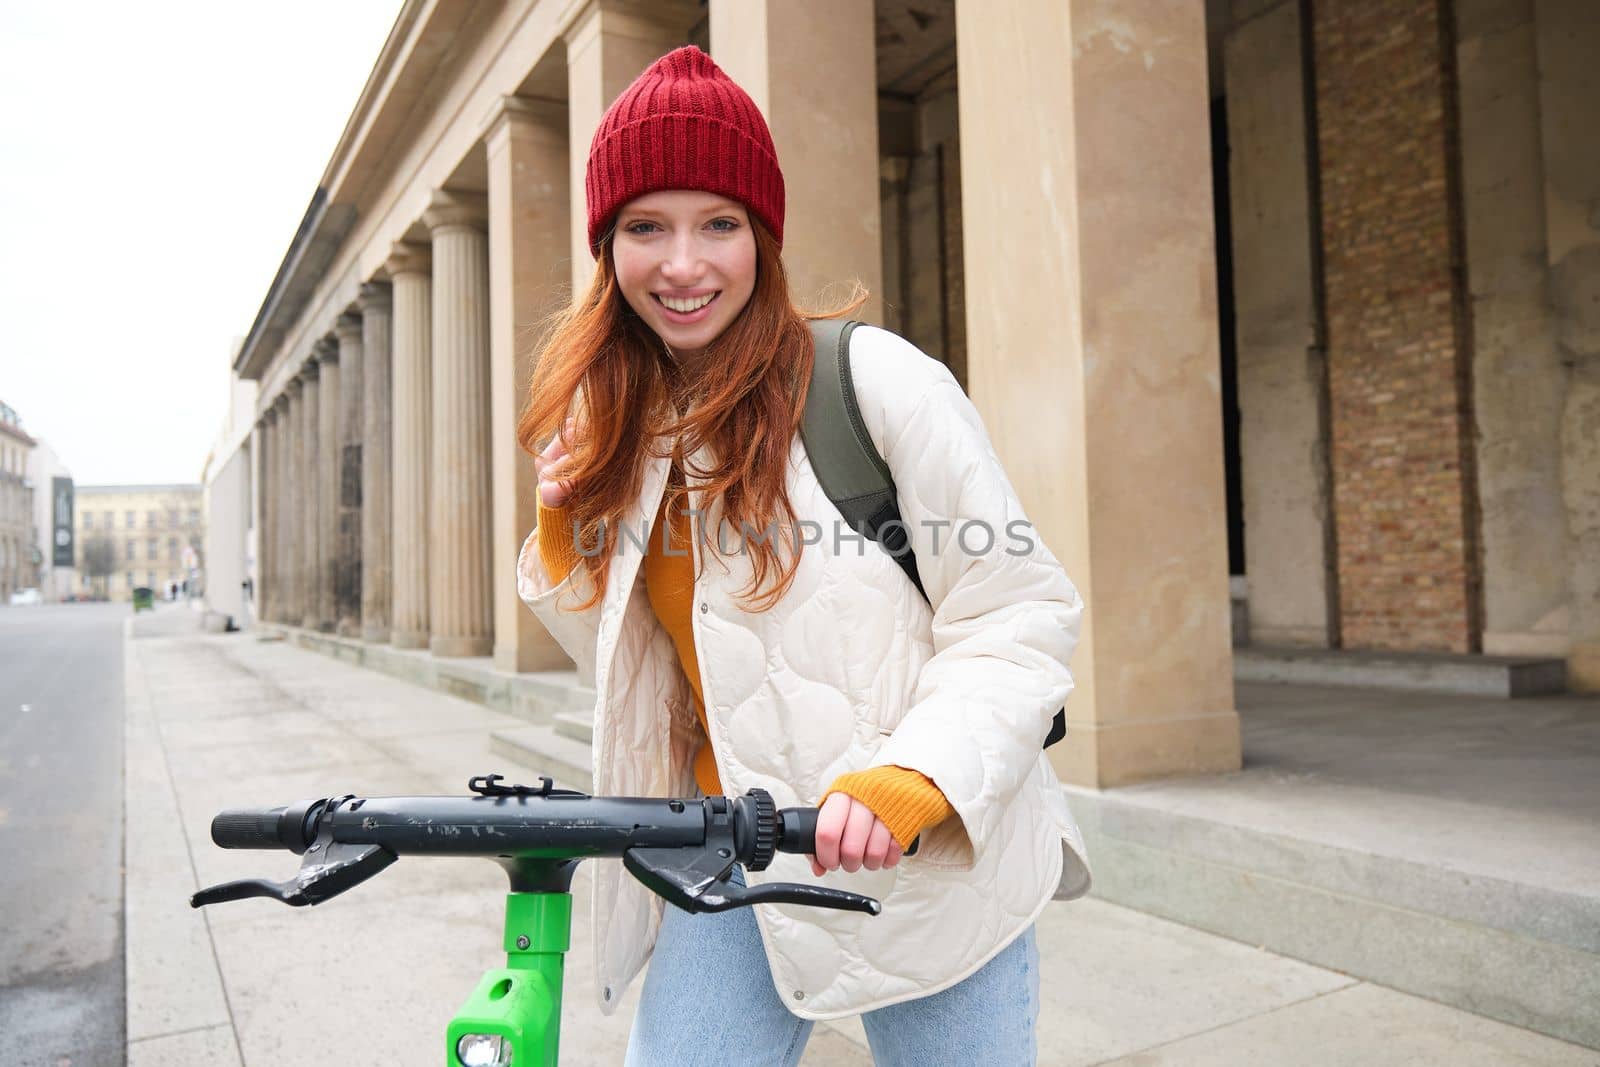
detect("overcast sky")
[0,2,403,485]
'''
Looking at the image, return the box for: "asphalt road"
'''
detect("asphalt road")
[0,602,129,1067]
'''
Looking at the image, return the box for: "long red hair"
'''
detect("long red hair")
[516,217,868,613]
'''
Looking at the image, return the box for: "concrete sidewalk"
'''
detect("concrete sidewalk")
[123,618,1595,1065]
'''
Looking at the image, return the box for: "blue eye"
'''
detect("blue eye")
[623,218,739,235]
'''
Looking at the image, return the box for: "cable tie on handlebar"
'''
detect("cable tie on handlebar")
[468,773,588,799]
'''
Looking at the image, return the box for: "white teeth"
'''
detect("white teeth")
[659,292,715,313]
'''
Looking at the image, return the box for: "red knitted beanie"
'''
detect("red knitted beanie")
[585,45,785,258]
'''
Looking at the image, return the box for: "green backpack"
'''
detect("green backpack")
[799,318,1068,751]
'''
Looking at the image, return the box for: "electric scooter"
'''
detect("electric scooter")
[190,772,881,1066]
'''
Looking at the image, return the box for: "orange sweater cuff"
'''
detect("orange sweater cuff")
[536,496,581,586]
[823,766,955,851]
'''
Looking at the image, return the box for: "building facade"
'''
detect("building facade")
[0,401,38,601]
[75,485,204,602]
[28,438,76,602]
[202,366,259,627]
[232,0,1599,792]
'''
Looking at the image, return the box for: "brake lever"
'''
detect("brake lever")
[191,838,396,908]
[701,875,882,915]
[622,843,880,917]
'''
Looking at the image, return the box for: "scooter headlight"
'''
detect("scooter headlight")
[455,1032,513,1066]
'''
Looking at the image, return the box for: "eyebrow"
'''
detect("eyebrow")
[619,201,741,221]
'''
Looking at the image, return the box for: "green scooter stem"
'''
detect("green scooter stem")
[446,890,571,1066]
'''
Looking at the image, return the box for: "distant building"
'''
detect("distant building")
[28,438,76,602]
[75,484,203,602]
[0,400,38,601]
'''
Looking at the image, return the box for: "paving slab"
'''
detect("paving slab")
[1096,981,1598,1066]
[127,1023,241,1067]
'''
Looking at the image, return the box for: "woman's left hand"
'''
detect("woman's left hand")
[809,792,904,875]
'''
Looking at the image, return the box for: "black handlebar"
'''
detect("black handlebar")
[211,800,324,853]
[777,805,817,856]
[192,778,879,919]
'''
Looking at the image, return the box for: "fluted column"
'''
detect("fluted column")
[388,244,432,650]
[359,282,393,643]
[315,337,340,632]
[423,191,494,658]
[335,313,365,636]
[255,413,273,624]
[297,363,321,629]
[486,96,575,673]
[274,392,293,623]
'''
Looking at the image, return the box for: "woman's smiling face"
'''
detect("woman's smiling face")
[611,190,757,365]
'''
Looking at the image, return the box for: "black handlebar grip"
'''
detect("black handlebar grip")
[777,807,818,855]
[211,807,290,850]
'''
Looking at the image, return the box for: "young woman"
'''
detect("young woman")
[516,45,1089,1065]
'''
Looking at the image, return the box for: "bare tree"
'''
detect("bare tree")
[80,534,116,598]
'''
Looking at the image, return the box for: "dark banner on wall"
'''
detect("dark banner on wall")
[52,477,74,567]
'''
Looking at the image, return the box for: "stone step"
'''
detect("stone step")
[488,725,592,790]
[1067,784,1600,1049]
[1234,646,1566,697]
[262,623,595,722]
[552,709,594,746]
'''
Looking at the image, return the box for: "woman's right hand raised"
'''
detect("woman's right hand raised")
[535,417,582,509]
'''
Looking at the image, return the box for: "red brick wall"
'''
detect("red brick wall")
[1312,0,1481,652]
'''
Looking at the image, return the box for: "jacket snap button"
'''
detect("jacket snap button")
[603,986,612,1001]
[793,990,805,1001]
[699,602,709,614]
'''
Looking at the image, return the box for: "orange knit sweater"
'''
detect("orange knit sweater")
[535,483,953,850]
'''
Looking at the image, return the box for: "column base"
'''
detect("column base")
[1050,708,1243,790]
[493,639,573,674]
[392,629,430,650]
[301,614,320,630]
[431,634,493,658]
[361,624,391,644]
[1570,644,1600,693]
[336,617,361,638]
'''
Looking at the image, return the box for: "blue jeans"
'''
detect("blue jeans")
[623,865,1040,1066]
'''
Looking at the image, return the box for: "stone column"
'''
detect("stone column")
[1456,2,1567,661]
[709,0,882,322]
[563,0,700,293]
[255,413,273,625]
[954,0,1241,788]
[485,96,574,673]
[423,192,494,658]
[1536,0,1600,690]
[388,244,433,650]
[359,282,394,643]
[274,390,294,624]
[1223,2,1334,648]
[274,392,294,624]
[335,312,365,637]
[297,362,321,630]
[313,338,341,632]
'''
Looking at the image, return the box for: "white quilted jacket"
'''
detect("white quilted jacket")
[516,323,1091,1020]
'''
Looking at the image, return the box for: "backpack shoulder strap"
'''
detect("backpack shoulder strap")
[800,318,926,600]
